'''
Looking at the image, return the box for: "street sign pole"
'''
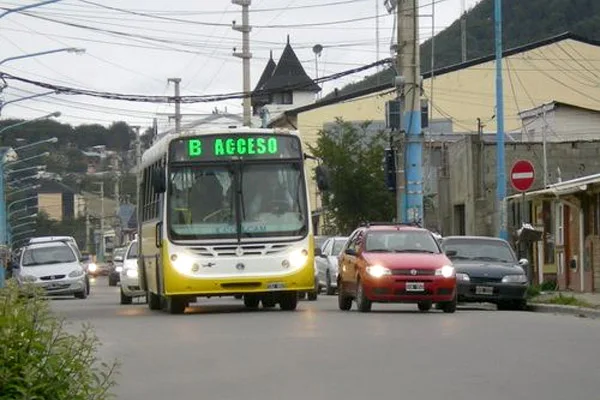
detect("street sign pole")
[510,159,535,281]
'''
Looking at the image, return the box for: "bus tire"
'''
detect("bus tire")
[148,291,162,310]
[279,292,298,311]
[166,296,187,314]
[244,295,260,309]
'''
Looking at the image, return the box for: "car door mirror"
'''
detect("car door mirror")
[345,248,357,256]
[314,247,322,257]
[445,250,457,257]
[518,258,529,266]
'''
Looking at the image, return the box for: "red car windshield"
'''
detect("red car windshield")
[364,231,441,254]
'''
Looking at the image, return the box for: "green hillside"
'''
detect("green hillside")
[325,0,600,99]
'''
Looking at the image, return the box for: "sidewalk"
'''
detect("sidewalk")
[528,291,600,319]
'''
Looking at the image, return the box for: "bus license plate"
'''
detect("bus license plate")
[267,282,285,290]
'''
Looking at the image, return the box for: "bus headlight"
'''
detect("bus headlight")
[170,252,195,274]
[289,249,309,268]
[87,263,97,273]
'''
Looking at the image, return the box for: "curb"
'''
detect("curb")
[528,303,600,319]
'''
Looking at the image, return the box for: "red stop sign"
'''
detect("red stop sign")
[510,160,535,192]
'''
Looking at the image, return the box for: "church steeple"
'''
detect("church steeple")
[261,37,320,93]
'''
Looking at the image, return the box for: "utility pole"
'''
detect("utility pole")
[133,126,142,225]
[168,78,182,134]
[461,0,467,62]
[85,200,90,253]
[376,0,380,72]
[541,108,548,187]
[397,0,424,224]
[494,0,507,240]
[232,0,252,127]
[98,181,105,263]
[113,156,121,246]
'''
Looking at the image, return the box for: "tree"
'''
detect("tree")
[308,119,395,234]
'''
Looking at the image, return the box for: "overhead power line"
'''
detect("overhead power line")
[0,58,391,104]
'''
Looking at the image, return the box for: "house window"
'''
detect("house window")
[556,202,564,246]
[282,91,293,104]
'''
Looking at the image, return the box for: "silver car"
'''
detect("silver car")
[119,240,146,304]
[15,241,88,299]
[315,236,348,295]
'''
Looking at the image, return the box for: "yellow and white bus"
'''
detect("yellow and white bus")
[137,127,323,314]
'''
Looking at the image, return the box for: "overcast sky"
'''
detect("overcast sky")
[0,0,481,131]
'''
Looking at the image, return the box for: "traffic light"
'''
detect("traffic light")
[383,148,396,192]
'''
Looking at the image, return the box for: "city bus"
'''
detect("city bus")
[137,127,324,314]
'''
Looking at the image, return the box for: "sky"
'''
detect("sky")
[0,0,482,132]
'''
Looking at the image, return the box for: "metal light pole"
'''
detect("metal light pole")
[0,91,58,115]
[0,0,63,20]
[0,112,61,137]
[0,48,85,67]
[14,136,58,151]
[494,0,507,240]
[0,147,17,288]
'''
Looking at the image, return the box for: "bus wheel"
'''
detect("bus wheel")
[148,291,162,310]
[166,296,187,314]
[279,292,298,311]
[244,295,260,309]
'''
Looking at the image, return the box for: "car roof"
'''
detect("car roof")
[442,235,508,242]
[24,241,73,250]
[363,225,429,232]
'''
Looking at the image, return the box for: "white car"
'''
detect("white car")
[315,236,348,295]
[119,240,146,304]
[15,241,88,299]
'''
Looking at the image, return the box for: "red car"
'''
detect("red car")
[337,223,457,313]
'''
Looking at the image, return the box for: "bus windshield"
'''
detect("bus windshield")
[168,162,308,240]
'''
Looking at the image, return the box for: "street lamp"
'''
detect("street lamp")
[6,152,49,167]
[0,91,58,115]
[7,165,45,175]
[6,184,41,199]
[0,48,85,67]
[0,112,61,136]
[0,0,63,20]
[9,206,38,220]
[14,136,58,151]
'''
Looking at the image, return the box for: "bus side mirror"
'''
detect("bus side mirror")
[315,165,330,192]
[152,167,166,193]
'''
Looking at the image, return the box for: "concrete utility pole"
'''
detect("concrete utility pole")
[168,78,182,134]
[99,181,105,263]
[85,200,90,253]
[494,0,507,240]
[133,126,141,221]
[113,156,121,246]
[232,0,252,127]
[461,0,467,62]
[397,0,424,224]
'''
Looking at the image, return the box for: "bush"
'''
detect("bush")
[0,281,119,400]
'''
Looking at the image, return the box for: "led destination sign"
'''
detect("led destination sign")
[169,134,302,162]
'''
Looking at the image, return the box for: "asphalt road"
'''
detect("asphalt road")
[50,277,600,400]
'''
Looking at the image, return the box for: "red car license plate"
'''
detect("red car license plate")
[406,282,425,292]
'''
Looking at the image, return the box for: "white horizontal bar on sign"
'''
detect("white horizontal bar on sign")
[512,172,534,179]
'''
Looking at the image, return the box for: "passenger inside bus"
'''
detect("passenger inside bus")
[242,169,294,220]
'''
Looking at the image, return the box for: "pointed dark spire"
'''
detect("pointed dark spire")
[270,49,273,60]
[287,35,290,45]
[261,40,321,93]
